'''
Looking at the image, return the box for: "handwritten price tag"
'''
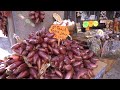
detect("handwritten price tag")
[49,25,70,40]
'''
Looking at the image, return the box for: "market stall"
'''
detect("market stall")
[0,11,120,79]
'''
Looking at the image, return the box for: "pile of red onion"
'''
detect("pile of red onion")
[0,11,10,36]
[0,27,99,79]
[29,11,45,24]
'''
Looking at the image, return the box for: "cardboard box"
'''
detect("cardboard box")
[92,61,107,79]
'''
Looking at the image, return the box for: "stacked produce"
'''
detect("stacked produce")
[29,11,45,24]
[0,11,10,36]
[0,27,99,79]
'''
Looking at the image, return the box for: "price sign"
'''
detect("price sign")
[49,25,70,40]
[83,21,89,28]
[93,21,99,27]
[88,21,94,27]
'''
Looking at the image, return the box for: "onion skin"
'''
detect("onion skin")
[42,43,48,48]
[88,69,95,77]
[20,42,26,49]
[55,69,63,78]
[27,58,33,63]
[90,59,97,64]
[80,52,86,56]
[59,61,64,69]
[63,40,71,47]
[29,39,39,44]
[84,62,98,69]
[38,37,43,44]
[13,49,20,54]
[6,75,16,79]
[73,61,82,67]
[0,68,6,74]
[64,56,71,65]
[79,46,84,50]
[65,70,73,79]
[11,43,21,49]
[48,73,57,77]
[72,48,80,56]
[74,66,81,72]
[52,48,60,55]
[0,73,7,79]
[91,57,99,61]
[16,70,29,79]
[58,55,64,61]
[22,50,28,56]
[35,44,41,49]
[27,51,36,59]
[49,38,57,44]
[37,59,42,69]
[13,63,28,75]
[54,62,59,67]
[83,50,89,54]
[51,56,59,62]
[68,51,73,60]
[6,69,13,76]
[63,65,72,71]
[26,45,34,51]
[39,48,47,52]
[28,75,34,79]
[59,46,66,54]
[76,68,88,79]
[48,45,53,52]
[66,46,71,51]
[23,40,30,45]
[51,76,61,79]
[29,67,38,79]
[19,47,24,55]
[88,52,94,58]
[71,44,79,48]
[44,37,49,43]
[5,59,15,66]
[70,58,76,63]
[33,54,39,65]
[81,74,90,79]
[74,55,82,61]
[9,55,20,61]
[46,33,54,38]
[82,55,89,60]
[38,51,49,60]
[7,61,23,70]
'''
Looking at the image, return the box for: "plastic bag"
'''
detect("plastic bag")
[87,37,102,57]
[101,39,120,59]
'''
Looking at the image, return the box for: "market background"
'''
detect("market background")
[0,11,120,79]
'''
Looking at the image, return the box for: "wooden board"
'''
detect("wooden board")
[93,61,107,79]
[100,58,116,73]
